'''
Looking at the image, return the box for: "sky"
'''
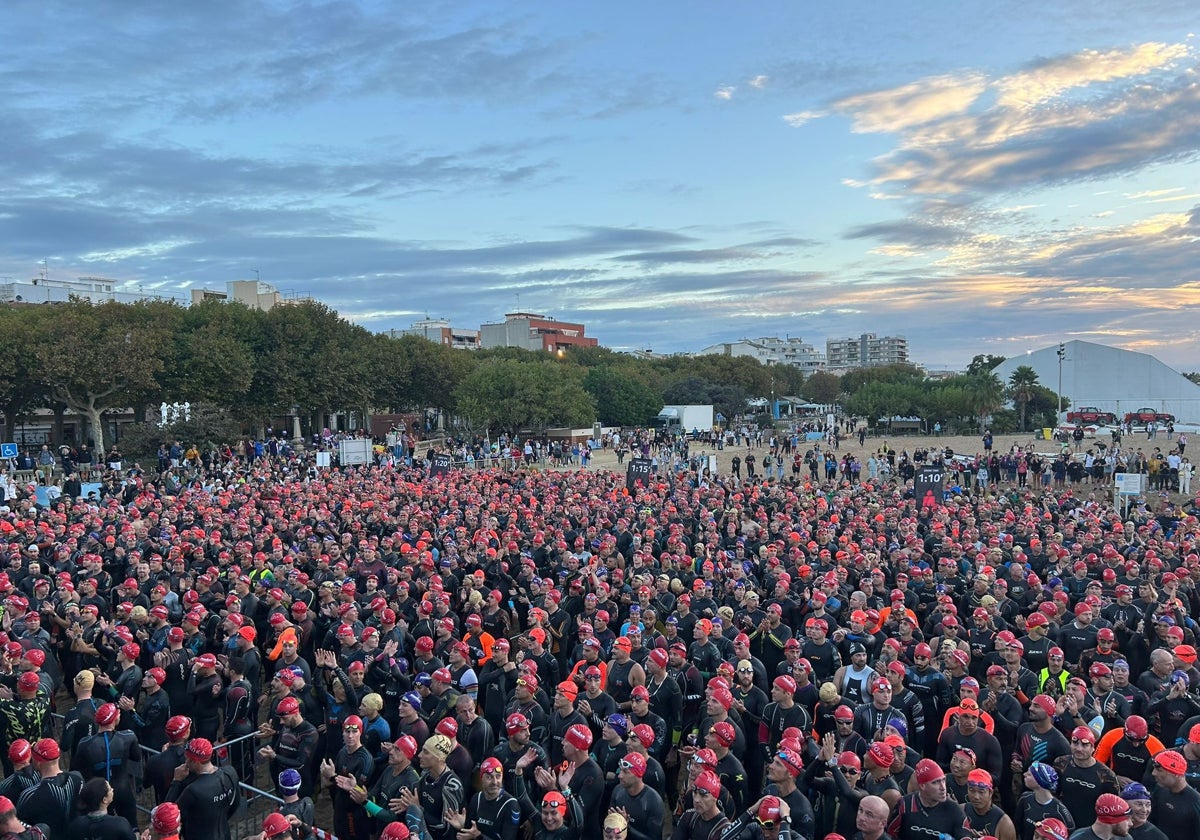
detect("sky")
[1,1,1199,369]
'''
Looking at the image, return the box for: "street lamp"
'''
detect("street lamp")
[1056,343,1065,420]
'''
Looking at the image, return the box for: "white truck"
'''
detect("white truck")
[656,405,715,438]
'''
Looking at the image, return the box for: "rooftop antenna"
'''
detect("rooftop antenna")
[40,259,47,282]
[515,292,520,311]
[254,268,260,283]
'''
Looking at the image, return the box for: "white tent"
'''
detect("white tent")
[992,340,1200,423]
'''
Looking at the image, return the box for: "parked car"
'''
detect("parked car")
[1066,406,1116,424]
[1123,407,1175,425]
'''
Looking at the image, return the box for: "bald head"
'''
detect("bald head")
[859,795,889,820]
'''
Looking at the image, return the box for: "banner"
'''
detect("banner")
[429,453,453,478]
[626,458,653,492]
[914,466,944,508]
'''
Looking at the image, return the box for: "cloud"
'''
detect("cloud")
[782,110,825,127]
[748,75,769,89]
[832,74,988,134]
[714,85,736,100]
[994,42,1189,109]
[825,41,1200,197]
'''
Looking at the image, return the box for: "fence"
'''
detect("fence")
[49,713,309,839]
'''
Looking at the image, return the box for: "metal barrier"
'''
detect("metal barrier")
[49,711,290,834]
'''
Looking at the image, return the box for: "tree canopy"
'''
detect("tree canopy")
[2,298,1068,443]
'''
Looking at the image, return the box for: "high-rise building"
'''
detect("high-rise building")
[479,312,598,352]
[825,333,908,368]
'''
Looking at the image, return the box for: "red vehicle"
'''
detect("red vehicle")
[1066,406,1116,425]
[1123,407,1175,425]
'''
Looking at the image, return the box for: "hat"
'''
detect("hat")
[7,740,30,764]
[95,702,120,727]
[1089,662,1112,678]
[381,820,415,840]
[505,712,529,735]
[435,717,457,738]
[957,698,980,717]
[557,681,578,701]
[1035,818,1069,840]
[1176,645,1198,664]
[632,723,655,747]
[261,812,292,839]
[1030,761,1058,790]
[1156,749,1188,775]
[542,791,568,817]
[185,738,213,762]
[195,653,218,669]
[915,758,945,784]
[605,713,629,737]
[1095,793,1132,824]
[166,715,192,740]
[773,675,797,695]
[278,768,302,793]
[17,672,39,693]
[604,812,629,832]
[833,705,855,721]
[1121,782,1151,802]
[391,735,419,759]
[1071,725,1096,744]
[1125,715,1149,739]
[1031,694,1057,716]
[153,803,183,834]
[31,738,58,762]
[432,667,452,684]
[422,734,453,761]
[886,717,908,737]
[620,751,647,778]
[694,769,722,797]
[967,769,993,788]
[867,742,895,768]
[564,723,593,751]
[710,721,736,747]
[277,696,301,716]
[74,669,95,689]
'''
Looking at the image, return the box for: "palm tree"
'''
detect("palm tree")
[1008,366,1039,432]
[965,373,1005,431]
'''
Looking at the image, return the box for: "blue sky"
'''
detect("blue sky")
[2,1,1198,368]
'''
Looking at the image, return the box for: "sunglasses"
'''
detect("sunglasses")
[343,725,360,732]
[618,759,637,771]
[1070,738,1093,746]
[840,766,859,774]
[756,818,777,829]
[517,679,530,687]
[481,766,503,776]
[690,756,713,766]
[585,675,601,681]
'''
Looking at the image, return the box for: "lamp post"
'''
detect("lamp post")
[1056,343,1065,421]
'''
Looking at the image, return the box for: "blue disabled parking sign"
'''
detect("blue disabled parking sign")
[0,444,17,458]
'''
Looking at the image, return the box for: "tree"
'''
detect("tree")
[454,358,595,434]
[0,306,50,443]
[964,373,1005,430]
[1007,366,1039,432]
[803,371,842,404]
[966,354,1007,376]
[31,299,174,453]
[840,364,923,397]
[582,366,662,426]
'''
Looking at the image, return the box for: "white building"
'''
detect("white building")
[694,337,826,372]
[992,340,1200,424]
[0,276,184,305]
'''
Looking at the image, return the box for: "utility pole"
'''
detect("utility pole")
[1056,343,1066,420]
